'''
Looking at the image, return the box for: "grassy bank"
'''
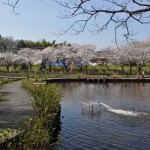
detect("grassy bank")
[0,79,62,149]
[0,64,150,78]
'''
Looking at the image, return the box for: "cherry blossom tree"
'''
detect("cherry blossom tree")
[0,52,18,71]
[98,47,115,70]
[53,45,77,73]
[130,40,150,74]
[75,44,96,72]
[37,45,77,73]
[113,39,150,74]
[17,48,40,70]
[39,46,57,72]
[37,44,96,73]
[116,44,136,73]
[112,49,128,74]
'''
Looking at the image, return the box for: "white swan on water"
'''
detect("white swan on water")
[81,102,148,117]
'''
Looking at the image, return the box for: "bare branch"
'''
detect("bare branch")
[53,0,150,45]
[132,0,150,7]
[3,0,20,15]
[3,0,150,46]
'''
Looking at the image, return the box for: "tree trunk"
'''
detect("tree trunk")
[105,62,110,71]
[49,65,52,72]
[121,65,124,74]
[137,65,142,75]
[85,66,88,74]
[65,66,68,73]
[80,66,83,73]
[129,64,132,74]
[29,63,32,70]
[6,65,10,72]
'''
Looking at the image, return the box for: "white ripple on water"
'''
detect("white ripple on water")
[100,103,148,117]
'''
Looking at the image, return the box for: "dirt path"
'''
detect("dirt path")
[0,81,34,129]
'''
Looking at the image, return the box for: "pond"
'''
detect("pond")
[57,82,150,150]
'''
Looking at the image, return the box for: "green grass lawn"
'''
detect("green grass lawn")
[0,64,150,79]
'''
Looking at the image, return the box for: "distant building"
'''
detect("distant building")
[90,57,109,65]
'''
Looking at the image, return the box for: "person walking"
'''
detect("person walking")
[142,70,145,79]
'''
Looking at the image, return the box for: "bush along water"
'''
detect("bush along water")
[0,79,62,150]
[22,79,62,149]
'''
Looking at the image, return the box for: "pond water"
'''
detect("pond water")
[57,82,150,150]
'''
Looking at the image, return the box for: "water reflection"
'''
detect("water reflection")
[57,82,150,150]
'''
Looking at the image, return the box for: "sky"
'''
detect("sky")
[0,0,150,50]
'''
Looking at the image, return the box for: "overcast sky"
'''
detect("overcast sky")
[0,0,150,50]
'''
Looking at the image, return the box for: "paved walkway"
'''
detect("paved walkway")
[0,81,33,129]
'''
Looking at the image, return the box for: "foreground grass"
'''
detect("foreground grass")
[0,78,13,101]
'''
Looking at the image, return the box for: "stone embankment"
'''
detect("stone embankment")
[46,77,150,83]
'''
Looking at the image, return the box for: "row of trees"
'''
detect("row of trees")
[0,35,71,51]
[0,38,150,74]
[100,38,150,74]
[0,43,96,72]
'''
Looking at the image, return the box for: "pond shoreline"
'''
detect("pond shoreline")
[46,77,150,83]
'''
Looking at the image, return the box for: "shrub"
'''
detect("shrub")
[21,63,28,72]
[20,79,62,149]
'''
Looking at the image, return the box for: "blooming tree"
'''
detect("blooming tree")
[98,47,115,70]
[54,45,77,72]
[112,39,150,74]
[75,44,96,72]
[130,40,150,74]
[39,46,57,72]
[112,48,128,74]
[17,48,40,69]
[0,52,18,71]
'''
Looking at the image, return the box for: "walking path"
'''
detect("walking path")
[0,81,33,129]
